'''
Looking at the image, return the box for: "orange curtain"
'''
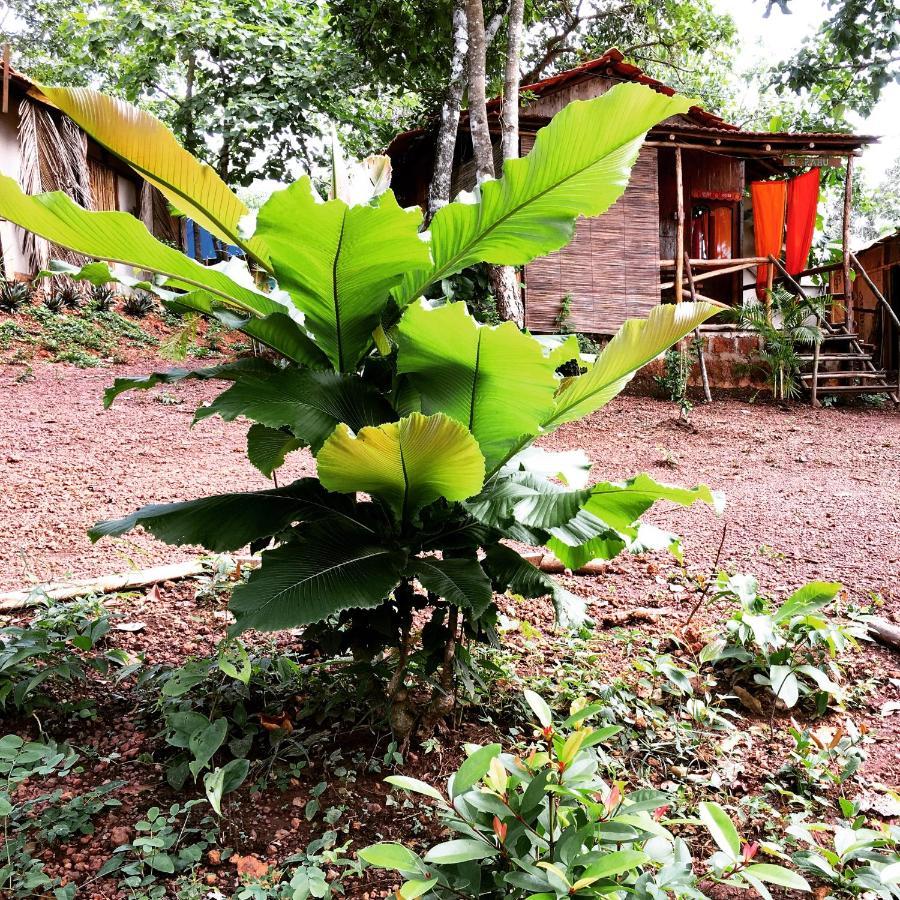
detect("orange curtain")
[785,168,820,275]
[752,180,787,300]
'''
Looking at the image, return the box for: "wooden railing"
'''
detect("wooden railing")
[850,252,900,399]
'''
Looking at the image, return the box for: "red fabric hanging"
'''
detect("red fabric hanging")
[752,180,787,300]
[785,168,820,275]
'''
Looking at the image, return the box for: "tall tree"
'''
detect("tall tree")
[5,0,418,184]
[428,0,469,220]
[758,0,899,117]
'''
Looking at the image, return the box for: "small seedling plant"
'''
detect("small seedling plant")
[699,577,865,714]
[787,806,900,899]
[360,690,810,899]
[0,594,136,712]
[0,80,724,731]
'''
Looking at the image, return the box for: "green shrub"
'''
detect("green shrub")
[122,289,157,317]
[360,690,810,899]
[0,595,137,712]
[0,279,31,312]
[699,577,865,714]
[0,81,723,732]
[90,283,118,311]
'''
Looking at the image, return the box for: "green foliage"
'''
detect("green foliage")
[773,721,866,803]
[361,691,809,899]
[7,0,418,183]
[122,289,158,318]
[0,279,31,313]
[767,0,899,118]
[700,576,865,713]
[1,82,723,724]
[787,810,900,898]
[740,287,829,400]
[0,595,137,712]
[0,734,124,897]
[0,302,158,365]
[98,800,220,895]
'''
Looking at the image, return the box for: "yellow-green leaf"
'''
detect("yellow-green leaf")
[36,84,269,265]
[546,302,722,429]
[316,412,485,519]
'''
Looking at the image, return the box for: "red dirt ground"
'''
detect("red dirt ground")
[2,360,898,606]
[2,359,899,898]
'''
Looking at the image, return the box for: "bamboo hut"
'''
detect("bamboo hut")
[0,64,181,281]
[388,49,896,402]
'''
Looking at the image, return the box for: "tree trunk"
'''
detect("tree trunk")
[427,0,468,222]
[465,0,494,183]
[465,0,524,325]
[493,0,526,325]
[500,0,524,162]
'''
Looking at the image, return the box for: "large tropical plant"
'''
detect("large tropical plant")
[0,81,723,732]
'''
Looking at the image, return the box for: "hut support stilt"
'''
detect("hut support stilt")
[842,156,854,332]
[674,146,684,304]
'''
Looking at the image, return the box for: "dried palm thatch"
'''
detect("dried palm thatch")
[18,96,94,275]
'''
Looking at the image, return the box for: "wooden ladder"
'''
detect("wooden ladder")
[769,255,900,406]
[798,324,899,404]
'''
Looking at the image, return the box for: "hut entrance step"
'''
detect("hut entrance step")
[800,323,900,405]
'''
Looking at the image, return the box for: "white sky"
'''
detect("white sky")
[711,0,899,184]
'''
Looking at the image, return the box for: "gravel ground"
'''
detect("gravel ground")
[2,360,897,610]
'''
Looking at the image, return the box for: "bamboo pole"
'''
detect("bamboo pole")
[674,147,684,304]
[684,254,712,402]
[660,259,762,290]
[660,256,768,268]
[842,156,854,332]
[2,44,9,116]
[0,560,211,611]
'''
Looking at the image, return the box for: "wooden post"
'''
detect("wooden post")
[674,147,684,304]
[2,44,10,116]
[684,253,712,403]
[811,337,820,408]
[842,156,854,332]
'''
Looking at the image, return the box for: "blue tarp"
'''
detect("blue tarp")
[183,220,241,261]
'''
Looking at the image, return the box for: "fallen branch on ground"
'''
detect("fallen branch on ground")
[0,558,260,611]
[867,617,900,651]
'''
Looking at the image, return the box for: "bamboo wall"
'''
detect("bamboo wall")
[833,237,900,369]
[523,138,661,334]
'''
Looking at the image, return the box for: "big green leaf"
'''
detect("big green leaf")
[89,479,353,551]
[228,519,408,633]
[50,257,326,367]
[395,82,692,305]
[546,302,722,429]
[467,471,591,532]
[255,178,430,372]
[482,542,586,628]
[246,425,306,477]
[397,300,558,469]
[546,474,720,568]
[358,843,425,875]
[698,801,741,861]
[37,84,269,265]
[316,412,485,520]
[103,357,274,408]
[0,177,274,316]
[168,291,329,368]
[194,367,397,453]
[409,556,493,616]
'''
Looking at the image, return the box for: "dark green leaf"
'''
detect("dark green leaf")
[89,478,350,551]
[228,519,407,633]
